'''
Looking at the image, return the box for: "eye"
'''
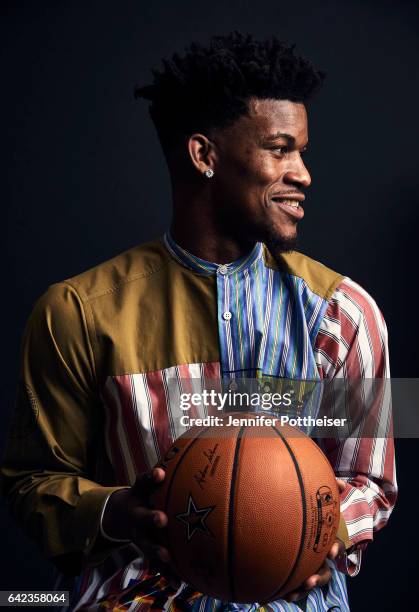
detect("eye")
[271,146,289,156]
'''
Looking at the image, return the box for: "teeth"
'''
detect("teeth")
[282,200,300,208]
[272,198,301,208]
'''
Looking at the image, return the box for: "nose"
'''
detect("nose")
[283,153,312,189]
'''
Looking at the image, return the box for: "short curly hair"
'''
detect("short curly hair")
[135,31,325,153]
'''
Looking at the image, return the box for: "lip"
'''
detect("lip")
[270,194,305,220]
[271,192,305,202]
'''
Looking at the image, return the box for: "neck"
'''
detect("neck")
[170,186,256,263]
[170,215,256,264]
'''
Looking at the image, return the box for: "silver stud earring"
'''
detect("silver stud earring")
[204,168,214,178]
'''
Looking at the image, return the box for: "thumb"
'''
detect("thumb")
[336,478,347,493]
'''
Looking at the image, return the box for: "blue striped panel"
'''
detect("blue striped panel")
[215,257,328,382]
[164,233,349,612]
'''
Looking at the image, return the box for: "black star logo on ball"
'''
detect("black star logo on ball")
[175,495,215,541]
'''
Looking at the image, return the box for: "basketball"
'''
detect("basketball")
[152,413,340,603]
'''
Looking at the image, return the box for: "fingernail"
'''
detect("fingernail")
[158,548,170,562]
[170,580,181,589]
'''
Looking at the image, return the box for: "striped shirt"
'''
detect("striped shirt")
[1,235,397,611]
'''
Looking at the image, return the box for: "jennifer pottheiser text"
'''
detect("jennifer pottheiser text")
[180,414,348,427]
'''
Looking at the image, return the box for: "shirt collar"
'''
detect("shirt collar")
[163,231,263,276]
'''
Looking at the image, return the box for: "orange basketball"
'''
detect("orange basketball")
[152,413,339,604]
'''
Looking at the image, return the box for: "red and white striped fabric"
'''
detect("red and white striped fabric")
[315,277,397,575]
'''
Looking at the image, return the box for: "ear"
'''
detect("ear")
[187,133,217,175]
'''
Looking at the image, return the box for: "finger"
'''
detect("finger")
[328,539,344,560]
[132,471,156,499]
[152,467,166,483]
[169,576,182,589]
[134,535,172,563]
[303,563,331,590]
[284,591,307,603]
[153,510,168,528]
[132,468,166,498]
[152,545,171,563]
[129,505,168,529]
[284,560,333,601]
[336,478,347,492]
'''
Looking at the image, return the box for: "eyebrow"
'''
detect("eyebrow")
[263,132,309,150]
[264,132,296,144]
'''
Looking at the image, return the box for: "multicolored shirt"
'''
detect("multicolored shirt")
[1,234,397,611]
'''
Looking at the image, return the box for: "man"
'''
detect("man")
[1,32,396,611]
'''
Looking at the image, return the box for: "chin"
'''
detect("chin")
[262,225,298,254]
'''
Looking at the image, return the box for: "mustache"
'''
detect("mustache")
[271,189,305,197]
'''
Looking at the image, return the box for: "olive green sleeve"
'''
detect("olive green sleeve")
[337,515,351,549]
[0,283,128,576]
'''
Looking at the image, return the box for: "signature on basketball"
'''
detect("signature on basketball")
[194,444,220,490]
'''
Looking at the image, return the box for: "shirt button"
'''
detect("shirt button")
[218,265,229,275]
[223,311,232,321]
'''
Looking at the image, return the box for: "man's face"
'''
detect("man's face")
[210,98,311,251]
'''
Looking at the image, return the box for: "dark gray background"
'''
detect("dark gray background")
[2,0,418,609]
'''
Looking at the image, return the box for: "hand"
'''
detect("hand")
[102,467,181,587]
[283,479,347,603]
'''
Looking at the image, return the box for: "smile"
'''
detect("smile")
[270,197,305,220]
[276,199,300,209]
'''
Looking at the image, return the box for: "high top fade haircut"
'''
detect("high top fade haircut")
[135,31,325,155]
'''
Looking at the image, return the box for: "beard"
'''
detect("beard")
[262,222,299,256]
[215,201,300,256]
